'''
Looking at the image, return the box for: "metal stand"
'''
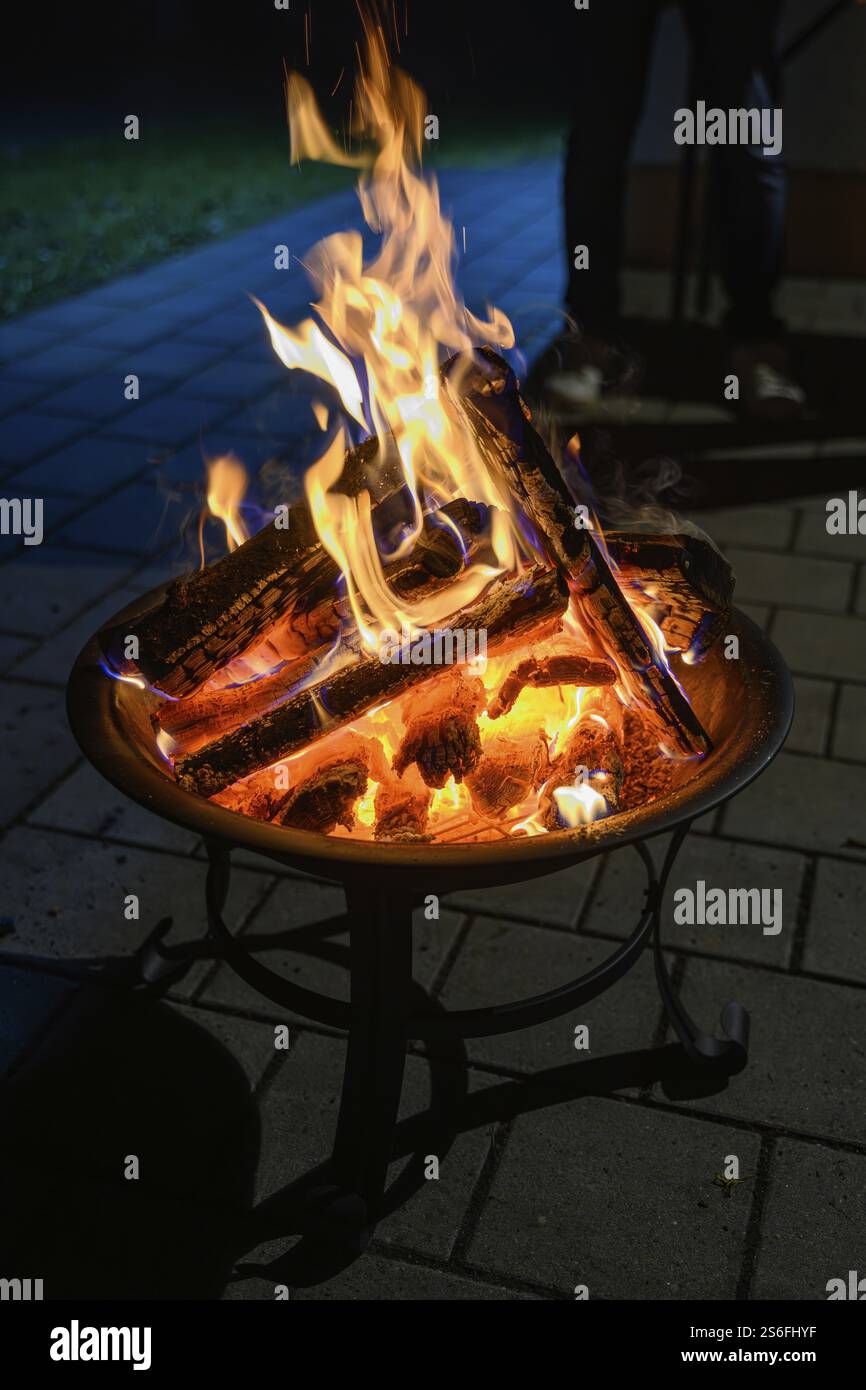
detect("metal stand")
[137,827,748,1250]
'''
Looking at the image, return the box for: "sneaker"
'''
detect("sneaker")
[730,341,806,421]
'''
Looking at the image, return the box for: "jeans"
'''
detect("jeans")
[563,0,786,341]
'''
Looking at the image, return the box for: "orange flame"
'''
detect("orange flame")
[204,455,249,556]
[255,23,529,653]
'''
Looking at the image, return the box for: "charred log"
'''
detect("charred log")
[486,650,617,720]
[392,669,486,788]
[443,347,712,757]
[465,730,548,818]
[175,565,567,798]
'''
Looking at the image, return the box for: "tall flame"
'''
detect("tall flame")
[255,22,529,652]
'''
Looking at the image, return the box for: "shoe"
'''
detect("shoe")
[730,341,806,421]
[526,331,640,418]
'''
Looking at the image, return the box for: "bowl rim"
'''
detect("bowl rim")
[66,586,794,892]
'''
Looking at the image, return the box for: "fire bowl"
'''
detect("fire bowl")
[64,581,793,1250]
[66,582,793,898]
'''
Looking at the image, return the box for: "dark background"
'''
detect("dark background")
[4,0,569,129]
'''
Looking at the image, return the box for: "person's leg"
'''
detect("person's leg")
[683,0,786,342]
[563,0,661,338]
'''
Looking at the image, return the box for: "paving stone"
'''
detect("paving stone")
[166,1002,276,1089]
[0,826,271,970]
[668,403,735,424]
[772,609,866,682]
[831,683,866,762]
[0,324,58,362]
[0,963,73,1077]
[201,885,464,1025]
[721,750,866,859]
[787,675,835,755]
[252,1031,494,1260]
[667,957,866,1144]
[751,1139,866,1300]
[0,411,89,466]
[28,760,200,853]
[39,372,170,425]
[17,298,117,334]
[803,858,866,984]
[2,343,120,384]
[0,633,35,673]
[0,683,80,824]
[78,310,207,353]
[435,916,664,1077]
[0,376,54,415]
[795,503,866,561]
[127,340,227,380]
[224,1249,534,1300]
[105,391,233,448]
[56,482,183,555]
[737,602,771,629]
[727,547,853,613]
[588,834,803,967]
[466,1096,760,1298]
[8,433,150,497]
[173,360,286,405]
[11,584,144,684]
[0,553,129,638]
[445,859,599,929]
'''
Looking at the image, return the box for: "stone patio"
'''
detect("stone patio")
[1,159,864,1300]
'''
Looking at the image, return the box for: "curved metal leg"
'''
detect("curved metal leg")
[652,822,750,1071]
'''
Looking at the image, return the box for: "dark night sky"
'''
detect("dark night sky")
[4,0,572,127]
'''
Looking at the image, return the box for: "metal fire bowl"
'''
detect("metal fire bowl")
[66,584,793,897]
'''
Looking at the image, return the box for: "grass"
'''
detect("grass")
[0,115,561,320]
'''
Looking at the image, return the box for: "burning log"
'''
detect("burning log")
[153,497,489,749]
[444,348,712,757]
[278,757,369,834]
[604,531,734,662]
[540,694,625,829]
[211,728,389,828]
[392,668,486,788]
[374,767,432,842]
[156,648,327,754]
[212,767,289,822]
[121,439,469,699]
[175,565,567,798]
[486,651,617,720]
[465,730,548,818]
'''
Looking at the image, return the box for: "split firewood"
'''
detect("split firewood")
[392,668,486,788]
[540,692,625,829]
[464,730,549,818]
[486,650,617,720]
[604,531,734,662]
[212,768,289,823]
[374,766,432,842]
[278,757,369,834]
[175,564,567,798]
[116,431,477,698]
[212,728,389,827]
[443,347,712,758]
[155,647,327,754]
